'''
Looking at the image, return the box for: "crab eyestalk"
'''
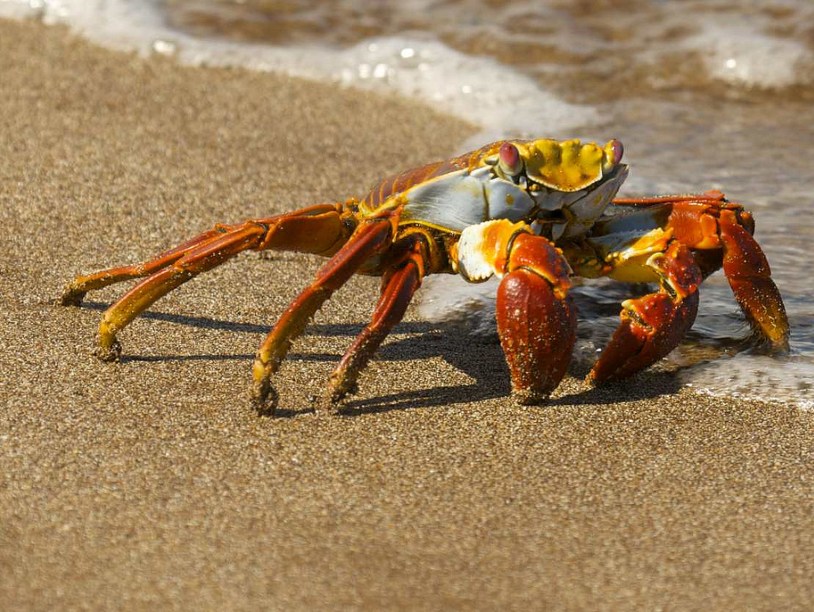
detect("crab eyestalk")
[604,139,624,172]
[498,142,523,177]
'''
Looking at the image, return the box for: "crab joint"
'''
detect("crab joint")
[647,242,701,301]
[453,219,532,282]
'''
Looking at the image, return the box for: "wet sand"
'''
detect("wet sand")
[1,19,813,611]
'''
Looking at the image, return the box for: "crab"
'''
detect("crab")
[61,137,790,414]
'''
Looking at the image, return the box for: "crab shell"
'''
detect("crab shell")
[399,138,628,241]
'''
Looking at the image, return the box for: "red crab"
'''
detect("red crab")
[62,137,789,414]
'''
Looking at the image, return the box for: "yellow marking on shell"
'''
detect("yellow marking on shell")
[519,138,610,193]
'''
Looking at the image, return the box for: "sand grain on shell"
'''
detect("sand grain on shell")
[1,18,813,611]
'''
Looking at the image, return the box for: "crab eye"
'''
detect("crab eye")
[604,139,624,169]
[498,142,523,176]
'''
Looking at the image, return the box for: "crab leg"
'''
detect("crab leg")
[65,204,354,361]
[325,235,428,406]
[665,199,789,350]
[718,209,789,349]
[252,215,396,415]
[60,203,349,306]
[590,241,701,383]
[612,190,728,207]
[94,224,266,360]
[60,227,230,307]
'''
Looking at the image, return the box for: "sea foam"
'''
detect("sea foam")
[0,0,595,142]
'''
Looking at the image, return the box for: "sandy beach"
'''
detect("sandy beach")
[1,18,813,610]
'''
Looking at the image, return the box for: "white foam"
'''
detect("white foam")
[687,18,812,89]
[333,37,597,145]
[0,0,35,19]
[0,0,595,139]
[680,353,814,410]
[418,275,499,337]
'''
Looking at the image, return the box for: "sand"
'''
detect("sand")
[1,18,812,611]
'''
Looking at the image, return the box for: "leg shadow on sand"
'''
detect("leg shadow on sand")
[74,301,681,415]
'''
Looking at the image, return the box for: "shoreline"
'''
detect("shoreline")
[1,18,812,610]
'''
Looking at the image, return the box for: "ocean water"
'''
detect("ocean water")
[2,0,812,408]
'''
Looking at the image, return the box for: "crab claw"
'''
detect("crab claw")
[495,232,577,404]
[590,242,701,382]
[590,291,699,383]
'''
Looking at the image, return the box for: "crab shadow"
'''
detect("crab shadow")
[78,300,682,414]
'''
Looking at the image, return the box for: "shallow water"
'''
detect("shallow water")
[3,0,812,406]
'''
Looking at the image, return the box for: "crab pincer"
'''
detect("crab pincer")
[495,234,577,403]
[589,241,701,382]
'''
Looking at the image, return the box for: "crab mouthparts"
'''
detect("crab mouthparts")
[528,163,629,215]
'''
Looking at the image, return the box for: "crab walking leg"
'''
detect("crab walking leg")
[612,190,728,207]
[60,203,349,306]
[94,224,267,360]
[252,216,396,415]
[88,204,354,361]
[664,199,789,349]
[325,236,428,406]
[604,193,789,351]
[715,209,789,349]
[590,241,702,383]
[61,227,230,306]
